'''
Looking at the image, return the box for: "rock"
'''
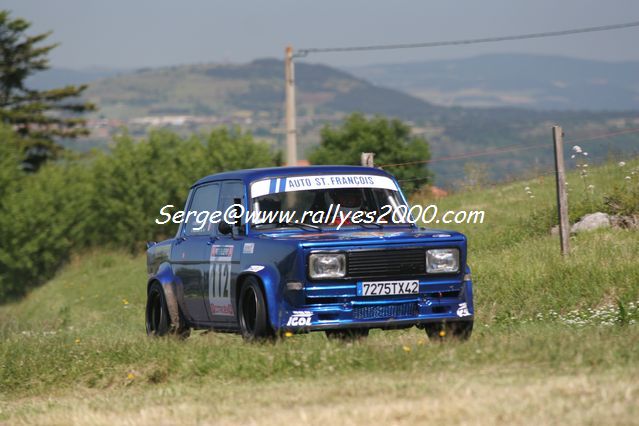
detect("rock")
[570,212,611,234]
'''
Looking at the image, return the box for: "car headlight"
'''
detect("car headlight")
[426,248,459,273]
[309,253,346,279]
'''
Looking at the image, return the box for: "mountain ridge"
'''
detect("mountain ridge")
[32,56,639,187]
[348,53,639,110]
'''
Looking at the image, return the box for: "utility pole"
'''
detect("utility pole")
[552,125,570,256]
[285,46,297,166]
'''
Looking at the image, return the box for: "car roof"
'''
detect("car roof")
[191,165,395,188]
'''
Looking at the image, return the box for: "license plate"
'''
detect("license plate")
[357,280,420,297]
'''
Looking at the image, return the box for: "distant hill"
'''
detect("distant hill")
[348,54,639,110]
[26,67,126,90]
[39,58,639,187]
[82,59,437,121]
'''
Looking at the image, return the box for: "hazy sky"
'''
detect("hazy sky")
[5,0,639,69]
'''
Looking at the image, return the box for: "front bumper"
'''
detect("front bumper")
[276,278,474,332]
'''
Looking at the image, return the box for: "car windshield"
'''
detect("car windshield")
[249,174,410,228]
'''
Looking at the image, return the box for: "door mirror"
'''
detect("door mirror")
[218,221,232,235]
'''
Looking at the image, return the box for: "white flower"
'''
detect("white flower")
[588,184,595,189]
[529,195,535,198]
[583,164,588,168]
[572,145,582,153]
[626,176,632,180]
[583,152,588,156]
[619,161,626,167]
[571,154,576,159]
[524,186,530,191]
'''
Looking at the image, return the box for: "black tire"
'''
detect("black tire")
[238,277,274,341]
[325,328,369,341]
[145,282,190,338]
[424,321,473,341]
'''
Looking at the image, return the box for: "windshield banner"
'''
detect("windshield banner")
[251,174,398,198]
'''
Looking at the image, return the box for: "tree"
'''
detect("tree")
[0,125,23,199]
[88,128,279,250]
[309,113,432,194]
[0,10,95,170]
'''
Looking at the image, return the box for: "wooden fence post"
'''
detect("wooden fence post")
[361,152,375,167]
[553,126,570,256]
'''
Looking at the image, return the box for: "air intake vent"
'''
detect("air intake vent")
[347,248,425,279]
[353,302,419,320]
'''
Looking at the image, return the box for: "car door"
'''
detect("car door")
[206,180,246,326]
[171,182,220,325]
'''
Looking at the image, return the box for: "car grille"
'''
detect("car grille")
[353,302,419,320]
[347,248,425,279]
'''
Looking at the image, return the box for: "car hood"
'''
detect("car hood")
[257,227,465,247]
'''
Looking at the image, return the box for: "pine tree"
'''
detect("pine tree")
[0,10,95,170]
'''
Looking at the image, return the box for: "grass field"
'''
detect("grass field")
[1,159,638,425]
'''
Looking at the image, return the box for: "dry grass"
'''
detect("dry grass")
[3,369,638,426]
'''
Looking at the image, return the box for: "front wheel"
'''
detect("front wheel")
[424,321,473,341]
[238,277,274,341]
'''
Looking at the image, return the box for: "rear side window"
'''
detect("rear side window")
[183,183,220,236]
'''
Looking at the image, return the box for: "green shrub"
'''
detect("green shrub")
[88,128,277,250]
[0,126,278,301]
[604,181,639,217]
[0,162,93,300]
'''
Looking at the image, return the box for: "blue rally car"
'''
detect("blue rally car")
[145,166,474,341]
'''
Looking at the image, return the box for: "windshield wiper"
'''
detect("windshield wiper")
[254,221,322,231]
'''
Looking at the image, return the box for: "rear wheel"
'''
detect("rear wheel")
[424,321,473,341]
[145,282,190,338]
[238,277,274,341]
[325,328,369,341]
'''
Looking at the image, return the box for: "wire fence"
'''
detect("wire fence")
[385,127,639,183]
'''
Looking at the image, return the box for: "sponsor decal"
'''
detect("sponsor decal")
[210,245,233,261]
[244,265,264,273]
[209,245,234,316]
[456,302,471,317]
[251,174,398,197]
[286,310,313,327]
[242,242,255,254]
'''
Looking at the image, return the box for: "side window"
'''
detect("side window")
[183,183,220,236]
[219,181,245,227]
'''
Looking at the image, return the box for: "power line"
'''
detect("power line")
[295,20,639,57]
[386,126,639,175]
